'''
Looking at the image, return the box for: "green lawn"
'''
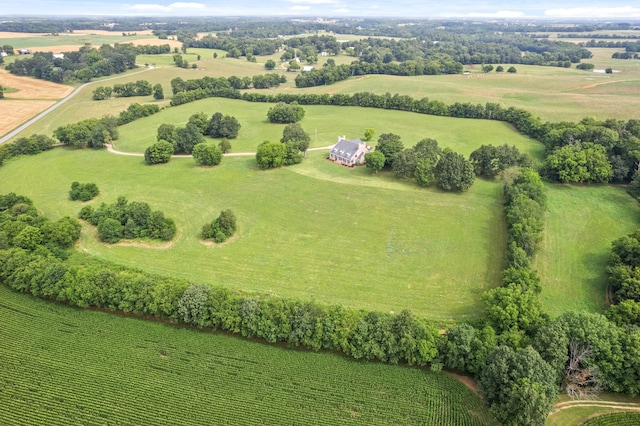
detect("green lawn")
[0,285,497,425]
[534,184,640,318]
[113,97,544,158]
[0,147,508,324]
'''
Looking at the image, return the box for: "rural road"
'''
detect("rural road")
[0,67,154,145]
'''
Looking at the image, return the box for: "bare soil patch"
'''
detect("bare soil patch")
[0,100,56,137]
[0,70,73,99]
[22,44,83,54]
[129,38,183,49]
[443,371,479,394]
[0,31,49,38]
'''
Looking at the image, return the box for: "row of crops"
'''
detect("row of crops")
[582,412,640,425]
[0,285,497,425]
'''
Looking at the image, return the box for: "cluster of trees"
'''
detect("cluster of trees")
[607,230,640,325]
[131,43,171,55]
[267,102,305,124]
[69,182,99,202]
[93,80,153,100]
[168,74,286,106]
[539,117,640,184]
[0,134,55,166]
[206,112,241,139]
[150,111,239,159]
[255,124,310,169]
[0,84,4,97]
[0,193,81,256]
[366,135,475,192]
[155,122,202,155]
[7,44,137,83]
[78,196,176,243]
[201,210,236,243]
[116,103,160,125]
[172,53,196,69]
[469,144,530,178]
[183,34,281,57]
[54,116,119,149]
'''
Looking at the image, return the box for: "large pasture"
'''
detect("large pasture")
[0,146,507,323]
[0,285,497,425]
[534,185,640,318]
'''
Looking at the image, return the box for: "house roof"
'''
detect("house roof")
[331,138,365,160]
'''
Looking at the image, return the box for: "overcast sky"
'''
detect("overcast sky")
[1,1,640,19]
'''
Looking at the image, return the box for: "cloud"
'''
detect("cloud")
[544,7,640,18]
[289,5,311,10]
[125,2,205,12]
[467,10,525,18]
[286,0,338,4]
[335,8,349,13]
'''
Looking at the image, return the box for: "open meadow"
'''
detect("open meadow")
[0,146,507,323]
[0,285,497,425]
[534,185,640,317]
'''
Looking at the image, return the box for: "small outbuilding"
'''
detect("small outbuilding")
[329,136,371,167]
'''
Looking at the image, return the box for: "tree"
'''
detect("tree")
[577,63,595,71]
[69,182,100,201]
[153,83,164,100]
[280,123,310,154]
[256,141,287,169]
[363,128,375,142]
[287,60,300,71]
[470,144,522,178]
[392,149,418,179]
[496,65,504,73]
[507,66,517,73]
[0,84,4,99]
[267,102,305,124]
[365,151,385,173]
[479,346,557,426]
[97,217,124,243]
[177,284,210,326]
[157,123,177,145]
[218,139,231,154]
[202,209,237,243]
[375,133,404,168]
[482,64,494,73]
[174,123,204,154]
[144,140,174,165]
[264,59,276,70]
[434,151,475,191]
[92,86,112,100]
[188,112,210,134]
[192,143,222,167]
[605,68,613,74]
[544,143,613,183]
[208,112,241,139]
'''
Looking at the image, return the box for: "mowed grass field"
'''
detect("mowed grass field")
[0,145,506,323]
[113,97,545,157]
[0,285,498,425]
[534,184,640,318]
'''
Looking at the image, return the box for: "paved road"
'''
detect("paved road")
[0,67,153,145]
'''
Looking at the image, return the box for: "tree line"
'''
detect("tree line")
[7,44,137,83]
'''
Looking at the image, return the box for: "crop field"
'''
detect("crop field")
[0,69,74,137]
[534,185,640,318]
[0,29,180,53]
[0,285,497,425]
